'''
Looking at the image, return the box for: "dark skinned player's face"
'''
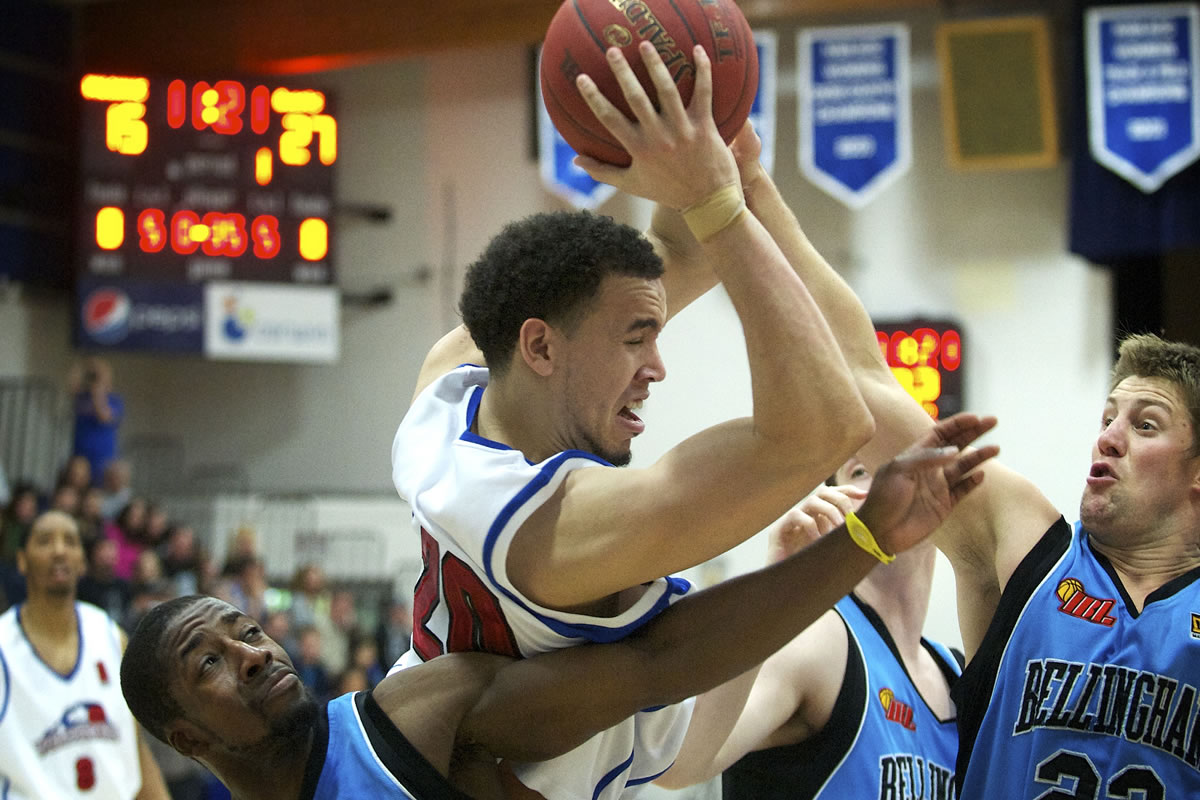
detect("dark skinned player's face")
[164,597,317,756]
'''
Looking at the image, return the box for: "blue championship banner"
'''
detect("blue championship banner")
[750,30,778,175]
[798,24,912,209]
[1086,3,1200,193]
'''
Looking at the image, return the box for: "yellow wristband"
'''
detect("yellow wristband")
[682,183,748,243]
[845,511,895,564]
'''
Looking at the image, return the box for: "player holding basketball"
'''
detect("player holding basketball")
[388,39,981,798]
[717,119,1200,797]
[0,511,169,800]
[120,428,995,799]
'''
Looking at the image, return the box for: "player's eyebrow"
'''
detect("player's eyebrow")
[178,609,249,662]
[626,318,660,334]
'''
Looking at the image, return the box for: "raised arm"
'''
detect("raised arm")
[506,43,874,607]
[730,124,1058,657]
[456,416,998,764]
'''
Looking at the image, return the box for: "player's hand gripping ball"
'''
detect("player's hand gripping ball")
[540,0,759,166]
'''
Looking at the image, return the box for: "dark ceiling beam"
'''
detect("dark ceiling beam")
[79,0,939,75]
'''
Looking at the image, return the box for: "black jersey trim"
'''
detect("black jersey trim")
[1083,529,1200,615]
[296,703,331,800]
[358,689,474,800]
[850,594,958,723]
[952,516,1072,794]
[721,613,865,799]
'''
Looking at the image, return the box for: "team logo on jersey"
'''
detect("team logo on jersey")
[96,660,109,684]
[1055,577,1116,627]
[35,701,119,755]
[1191,613,1200,640]
[879,688,917,731]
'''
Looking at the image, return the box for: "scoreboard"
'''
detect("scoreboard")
[874,319,964,419]
[77,73,337,286]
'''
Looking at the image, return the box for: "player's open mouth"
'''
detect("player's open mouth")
[619,399,644,422]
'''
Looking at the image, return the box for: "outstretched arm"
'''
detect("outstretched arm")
[730,124,1059,657]
[456,414,998,765]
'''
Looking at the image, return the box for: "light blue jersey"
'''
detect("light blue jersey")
[301,692,471,800]
[723,594,960,799]
[955,518,1200,797]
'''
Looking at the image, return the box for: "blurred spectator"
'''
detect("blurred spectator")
[375,596,413,670]
[99,459,132,520]
[159,523,204,596]
[49,483,80,516]
[142,501,170,552]
[293,624,333,703]
[104,497,147,580]
[334,666,370,696]
[76,536,132,622]
[0,482,39,610]
[69,356,124,483]
[56,454,92,496]
[126,549,173,629]
[1,483,39,566]
[223,524,258,571]
[287,563,329,630]
[349,634,385,688]
[262,609,297,663]
[214,554,269,621]
[318,587,361,676]
[76,485,106,556]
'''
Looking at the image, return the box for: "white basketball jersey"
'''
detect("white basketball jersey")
[392,365,695,799]
[0,602,142,800]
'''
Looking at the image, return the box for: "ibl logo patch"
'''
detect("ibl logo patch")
[879,688,916,731]
[1055,578,1116,627]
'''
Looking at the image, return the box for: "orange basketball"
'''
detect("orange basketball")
[540,0,759,166]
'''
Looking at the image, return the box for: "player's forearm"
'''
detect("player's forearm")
[646,203,719,321]
[700,211,873,458]
[740,162,884,375]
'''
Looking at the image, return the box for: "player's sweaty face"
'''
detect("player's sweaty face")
[555,275,667,466]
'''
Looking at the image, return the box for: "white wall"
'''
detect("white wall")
[2,11,1114,652]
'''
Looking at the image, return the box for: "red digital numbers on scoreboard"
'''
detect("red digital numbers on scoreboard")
[874,320,964,419]
[77,73,336,285]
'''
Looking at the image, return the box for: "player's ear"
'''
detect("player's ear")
[518,318,557,377]
[166,721,209,759]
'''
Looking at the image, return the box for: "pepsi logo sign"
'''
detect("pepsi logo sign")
[82,288,132,344]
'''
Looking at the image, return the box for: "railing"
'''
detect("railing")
[0,377,71,492]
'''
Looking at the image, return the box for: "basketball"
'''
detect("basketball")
[540,0,759,166]
[1056,577,1082,602]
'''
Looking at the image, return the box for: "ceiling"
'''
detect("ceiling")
[75,0,1039,75]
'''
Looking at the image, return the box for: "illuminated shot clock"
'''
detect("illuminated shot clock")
[76,73,337,285]
[874,319,964,419]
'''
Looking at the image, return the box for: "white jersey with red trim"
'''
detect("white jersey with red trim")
[0,601,142,800]
[391,364,694,799]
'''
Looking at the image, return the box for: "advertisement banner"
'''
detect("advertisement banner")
[75,276,204,353]
[751,29,779,175]
[204,282,339,363]
[1086,3,1200,193]
[798,23,912,209]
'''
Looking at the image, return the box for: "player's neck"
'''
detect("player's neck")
[212,728,315,800]
[21,591,78,637]
[1088,528,1200,612]
[855,545,935,654]
[477,375,559,462]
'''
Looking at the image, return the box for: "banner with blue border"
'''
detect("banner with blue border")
[1086,3,1200,193]
[798,23,912,209]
